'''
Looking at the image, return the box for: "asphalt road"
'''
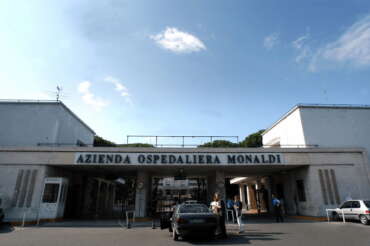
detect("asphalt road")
[0,218,369,246]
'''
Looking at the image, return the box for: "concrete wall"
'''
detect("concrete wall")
[0,165,46,222]
[278,152,370,217]
[300,107,370,162]
[0,102,94,147]
[263,108,306,147]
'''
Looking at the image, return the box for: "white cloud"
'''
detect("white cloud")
[150,27,206,53]
[77,81,109,111]
[292,33,310,50]
[311,14,370,71]
[263,33,279,50]
[295,46,312,63]
[104,76,132,105]
[292,31,312,63]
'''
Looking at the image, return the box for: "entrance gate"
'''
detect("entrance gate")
[150,176,208,225]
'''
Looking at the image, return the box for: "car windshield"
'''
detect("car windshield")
[179,204,209,213]
[364,201,370,208]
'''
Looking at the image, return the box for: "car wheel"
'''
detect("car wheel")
[207,231,215,240]
[172,227,179,241]
[360,215,369,225]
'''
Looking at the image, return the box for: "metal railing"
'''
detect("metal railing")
[126,135,240,148]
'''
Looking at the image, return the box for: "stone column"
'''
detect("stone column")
[246,184,251,210]
[239,184,246,210]
[248,184,257,209]
[264,176,273,213]
[135,171,149,217]
[207,174,216,203]
[215,171,226,200]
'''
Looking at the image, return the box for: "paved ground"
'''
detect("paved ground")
[0,217,369,246]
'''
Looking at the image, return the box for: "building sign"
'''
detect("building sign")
[74,152,284,165]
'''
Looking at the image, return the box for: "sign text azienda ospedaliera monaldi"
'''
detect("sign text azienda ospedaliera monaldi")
[74,153,284,165]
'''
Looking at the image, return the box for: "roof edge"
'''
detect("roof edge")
[262,103,370,137]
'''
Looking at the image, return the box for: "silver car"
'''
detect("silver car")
[332,200,370,225]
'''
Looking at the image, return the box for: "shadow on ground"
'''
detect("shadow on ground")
[38,220,153,228]
[180,231,283,245]
[0,223,15,233]
[239,214,319,224]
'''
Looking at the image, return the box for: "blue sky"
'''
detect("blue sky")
[1,0,370,144]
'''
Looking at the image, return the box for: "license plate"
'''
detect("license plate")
[191,219,204,223]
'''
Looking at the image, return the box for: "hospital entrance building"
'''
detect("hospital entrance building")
[0,101,369,223]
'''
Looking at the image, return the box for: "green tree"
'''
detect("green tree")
[198,140,240,148]
[240,129,265,147]
[117,143,154,147]
[93,136,116,147]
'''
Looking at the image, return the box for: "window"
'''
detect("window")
[340,201,352,209]
[296,180,306,202]
[352,201,360,208]
[364,201,370,208]
[42,184,60,203]
[179,204,209,213]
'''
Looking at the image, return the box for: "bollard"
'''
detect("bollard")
[22,211,26,227]
[127,220,131,229]
[152,219,156,229]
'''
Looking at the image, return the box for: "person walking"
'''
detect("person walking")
[233,195,243,234]
[211,192,227,239]
[272,194,284,222]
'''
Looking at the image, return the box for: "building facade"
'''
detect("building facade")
[0,100,95,147]
[0,102,369,223]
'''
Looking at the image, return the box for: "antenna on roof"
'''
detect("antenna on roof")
[56,86,62,101]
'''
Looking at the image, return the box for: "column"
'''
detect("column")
[239,184,246,210]
[264,176,273,213]
[207,174,216,203]
[135,171,149,217]
[246,184,251,210]
[215,171,226,200]
[248,184,257,209]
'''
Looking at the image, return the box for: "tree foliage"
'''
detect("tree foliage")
[93,136,154,147]
[117,143,154,147]
[93,136,117,147]
[197,140,240,148]
[240,129,265,147]
[197,129,265,148]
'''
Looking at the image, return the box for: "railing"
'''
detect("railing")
[126,135,240,148]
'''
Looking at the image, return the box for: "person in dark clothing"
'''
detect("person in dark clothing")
[211,192,227,239]
[226,198,236,223]
[233,195,243,233]
[272,194,284,222]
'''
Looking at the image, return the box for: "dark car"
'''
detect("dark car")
[165,203,218,241]
[0,198,4,223]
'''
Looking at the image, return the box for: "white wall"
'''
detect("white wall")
[263,108,307,147]
[300,107,370,154]
[0,102,94,147]
[0,165,46,222]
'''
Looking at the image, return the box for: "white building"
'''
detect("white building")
[0,101,369,223]
[263,104,370,157]
[0,100,95,147]
[233,104,370,216]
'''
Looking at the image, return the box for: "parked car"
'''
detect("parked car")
[162,202,218,241]
[332,200,370,225]
[0,197,4,223]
